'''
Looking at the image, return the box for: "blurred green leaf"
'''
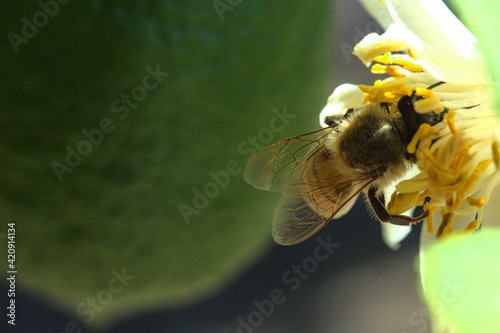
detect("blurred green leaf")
[419,229,500,333]
[0,0,334,328]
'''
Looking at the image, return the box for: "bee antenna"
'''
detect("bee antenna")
[427,81,446,90]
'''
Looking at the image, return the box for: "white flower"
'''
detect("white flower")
[320,0,500,250]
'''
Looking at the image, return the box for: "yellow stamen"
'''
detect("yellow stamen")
[456,159,491,197]
[371,64,406,78]
[415,88,433,98]
[442,159,490,213]
[407,48,415,59]
[370,52,422,76]
[407,116,492,239]
[353,41,407,67]
[413,95,444,114]
[466,196,486,208]
[384,86,413,101]
[407,123,433,154]
[448,139,471,171]
[359,81,412,104]
[371,64,389,73]
[444,110,458,134]
[373,52,392,65]
[492,140,500,169]
[416,148,442,176]
[456,219,479,236]
[417,189,431,202]
[424,203,439,234]
[436,210,454,239]
[391,59,423,73]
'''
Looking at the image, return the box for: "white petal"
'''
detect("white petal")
[353,23,420,67]
[356,0,489,84]
[381,222,412,250]
[319,84,365,127]
[358,0,478,57]
[410,43,489,85]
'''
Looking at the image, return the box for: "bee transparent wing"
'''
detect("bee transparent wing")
[272,195,331,246]
[244,125,378,245]
[244,127,335,192]
[272,175,376,245]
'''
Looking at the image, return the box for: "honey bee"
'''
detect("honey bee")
[244,82,447,245]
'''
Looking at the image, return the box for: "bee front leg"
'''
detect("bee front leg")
[367,187,428,226]
[324,114,343,127]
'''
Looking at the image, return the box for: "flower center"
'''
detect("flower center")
[358,49,493,239]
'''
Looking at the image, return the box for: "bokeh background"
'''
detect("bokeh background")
[0,1,440,332]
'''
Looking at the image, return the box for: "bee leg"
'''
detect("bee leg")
[324,114,343,127]
[387,210,429,226]
[367,187,429,226]
[368,187,391,222]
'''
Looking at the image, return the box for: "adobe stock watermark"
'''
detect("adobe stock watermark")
[401,277,466,333]
[49,267,135,333]
[213,0,244,21]
[339,0,403,63]
[339,22,383,64]
[228,235,340,333]
[7,0,71,54]
[178,106,295,224]
[51,64,169,183]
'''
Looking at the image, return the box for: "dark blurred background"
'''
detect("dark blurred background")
[2,209,426,333]
[0,1,434,332]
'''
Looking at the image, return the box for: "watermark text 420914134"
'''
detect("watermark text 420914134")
[5,221,17,326]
